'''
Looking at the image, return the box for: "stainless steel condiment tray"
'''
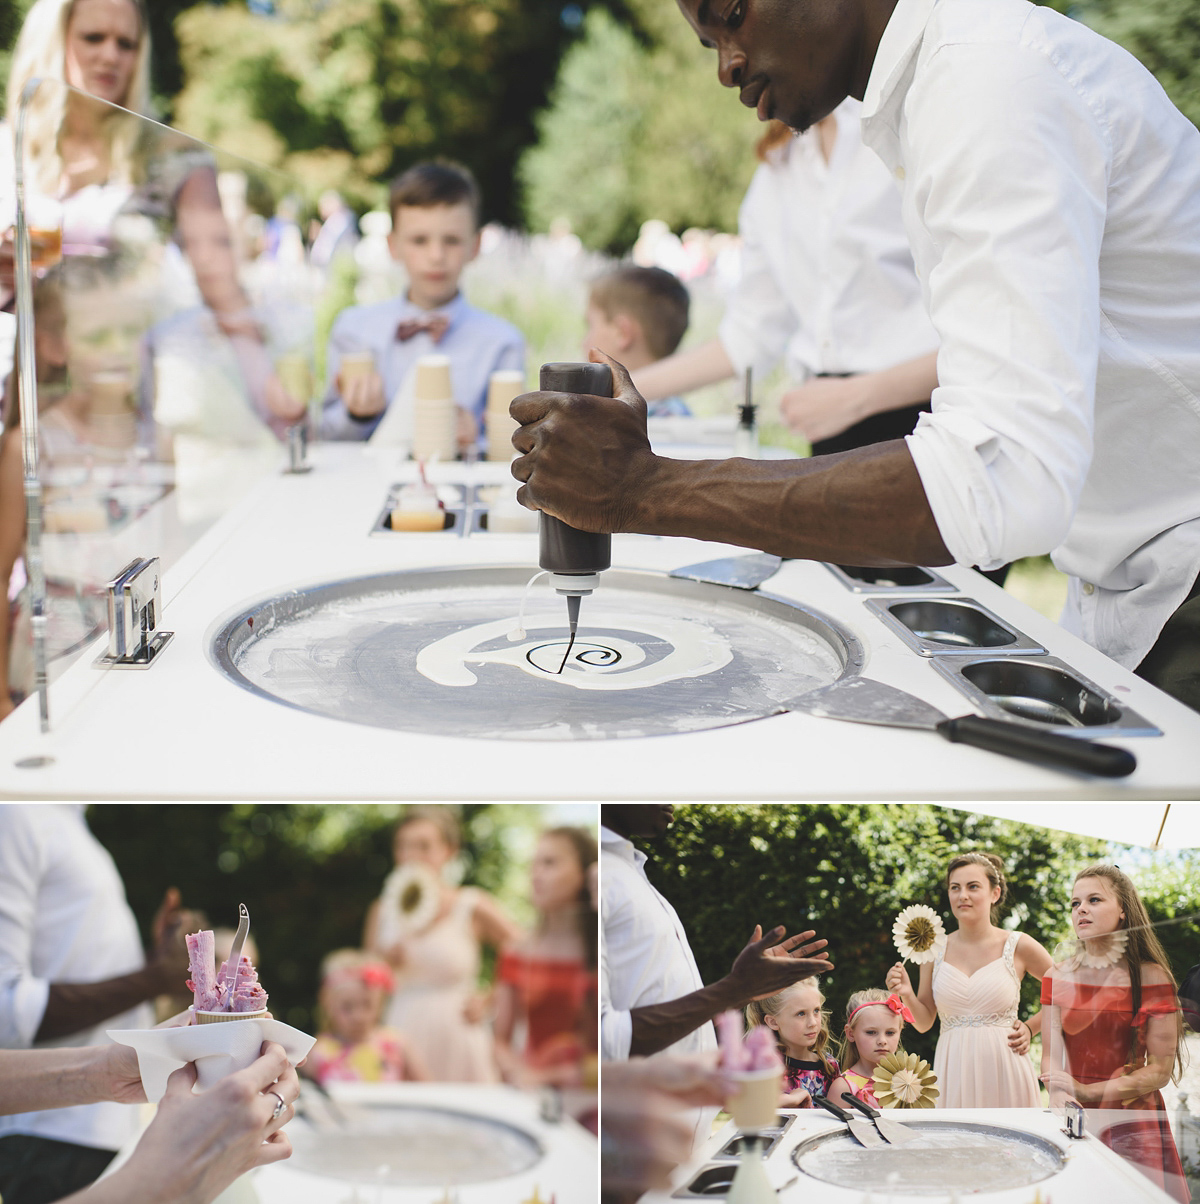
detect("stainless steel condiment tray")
[823,562,957,593]
[933,654,1161,737]
[865,596,1045,657]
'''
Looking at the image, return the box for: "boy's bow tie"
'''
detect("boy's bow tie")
[395,314,450,343]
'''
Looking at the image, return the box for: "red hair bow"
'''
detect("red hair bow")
[886,993,915,1023]
[360,964,394,992]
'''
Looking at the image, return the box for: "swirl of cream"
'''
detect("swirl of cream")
[415,607,732,691]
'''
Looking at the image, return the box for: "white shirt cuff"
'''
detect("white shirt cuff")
[601,1006,632,1061]
[0,974,50,1047]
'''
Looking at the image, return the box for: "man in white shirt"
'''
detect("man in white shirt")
[0,805,192,1204]
[511,0,1200,712]
[600,804,831,1062]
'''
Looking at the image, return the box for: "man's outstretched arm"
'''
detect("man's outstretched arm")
[629,926,832,1058]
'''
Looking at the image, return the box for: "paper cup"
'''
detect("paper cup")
[728,1067,781,1131]
[195,1008,268,1025]
[414,355,452,401]
[338,350,376,387]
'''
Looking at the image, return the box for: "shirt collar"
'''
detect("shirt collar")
[599,825,647,870]
[861,0,938,157]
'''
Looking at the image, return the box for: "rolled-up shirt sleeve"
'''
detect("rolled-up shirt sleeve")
[0,811,49,1047]
[718,166,798,383]
[902,39,1107,569]
[600,888,632,1061]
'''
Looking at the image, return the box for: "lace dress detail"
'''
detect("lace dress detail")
[932,930,1039,1107]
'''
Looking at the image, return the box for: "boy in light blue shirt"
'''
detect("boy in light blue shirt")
[582,266,692,417]
[320,161,524,445]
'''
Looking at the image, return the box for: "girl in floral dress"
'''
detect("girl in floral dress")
[746,977,838,1107]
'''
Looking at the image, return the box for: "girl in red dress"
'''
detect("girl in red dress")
[1040,864,1188,1204]
[493,826,597,1089]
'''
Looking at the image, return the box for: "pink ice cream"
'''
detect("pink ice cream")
[717,1010,783,1073]
[186,929,269,1014]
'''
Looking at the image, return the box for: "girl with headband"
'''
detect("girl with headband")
[886,852,1053,1107]
[306,949,430,1086]
[827,988,911,1108]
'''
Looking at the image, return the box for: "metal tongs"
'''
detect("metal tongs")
[226,903,250,1000]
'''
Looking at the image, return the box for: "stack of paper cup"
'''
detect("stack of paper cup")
[485,369,525,461]
[728,1066,782,1131]
[411,355,457,462]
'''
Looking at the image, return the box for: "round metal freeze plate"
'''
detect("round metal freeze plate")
[792,1120,1067,1195]
[287,1103,542,1186]
[208,566,863,740]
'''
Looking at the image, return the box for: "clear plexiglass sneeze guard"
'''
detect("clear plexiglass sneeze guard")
[11,78,333,735]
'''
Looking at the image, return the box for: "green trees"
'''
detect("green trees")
[630,804,1183,1064]
[519,1,760,252]
[169,0,607,224]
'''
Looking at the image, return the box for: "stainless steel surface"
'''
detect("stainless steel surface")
[669,553,783,590]
[285,423,311,474]
[791,1120,1067,1194]
[866,596,1044,657]
[208,566,863,741]
[813,1096,885,1149]
[823,563,956,593]
[95,556,174,668]
[673,1163,738,1198]
[287,1103,542,1186]
[714,1115,795,1160]
[786,676,950,731]
[226,903,249,1000]
[370,485,464,536]
[933,655,1162,737]
[1064,1101,1086,1139]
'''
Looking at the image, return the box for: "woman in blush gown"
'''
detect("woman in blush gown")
[363,807,522,1082]
[887,852,1053,1107]
[1041,864,1188,1204]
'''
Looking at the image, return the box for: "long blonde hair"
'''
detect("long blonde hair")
[746,976,836,1081]
[6,0,152,196]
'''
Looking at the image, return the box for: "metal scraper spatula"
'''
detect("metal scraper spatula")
[813,1095,886,1148]
[785,677,1136,777]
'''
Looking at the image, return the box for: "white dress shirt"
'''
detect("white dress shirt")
[861,0,1200,669]
[0,804,152,1151]
[600,826,718,1062]
[718,98,939,384]
[320,291,525,441]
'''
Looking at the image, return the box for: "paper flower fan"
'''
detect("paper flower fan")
[893,905,947,964]
[1055,929,1128,970]
[873,1051,940,1109]
[379,863,440,936]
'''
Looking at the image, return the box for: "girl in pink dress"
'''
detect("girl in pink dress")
[363,807,521,1082]
[307,950,429,1086]
[887,852,1053,1107]
[827,989,910,1109]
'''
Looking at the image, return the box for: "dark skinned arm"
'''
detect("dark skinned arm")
[630,925,832,1058]
[511,349,951,568]
[35,888,192,1042]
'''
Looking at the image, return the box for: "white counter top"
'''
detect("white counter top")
[1,444,1197,800]
[641,1106,1176,1203]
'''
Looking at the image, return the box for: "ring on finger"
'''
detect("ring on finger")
[267,1089,287,1121]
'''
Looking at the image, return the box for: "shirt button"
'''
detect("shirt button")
[1082,582,1095,595]
[894,166,906,181]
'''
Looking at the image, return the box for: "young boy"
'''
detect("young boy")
[583,266,692,416]
[320,161,524,446]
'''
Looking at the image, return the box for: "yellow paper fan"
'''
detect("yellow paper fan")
[873,1051,940,1109]
[893,904,947,965]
